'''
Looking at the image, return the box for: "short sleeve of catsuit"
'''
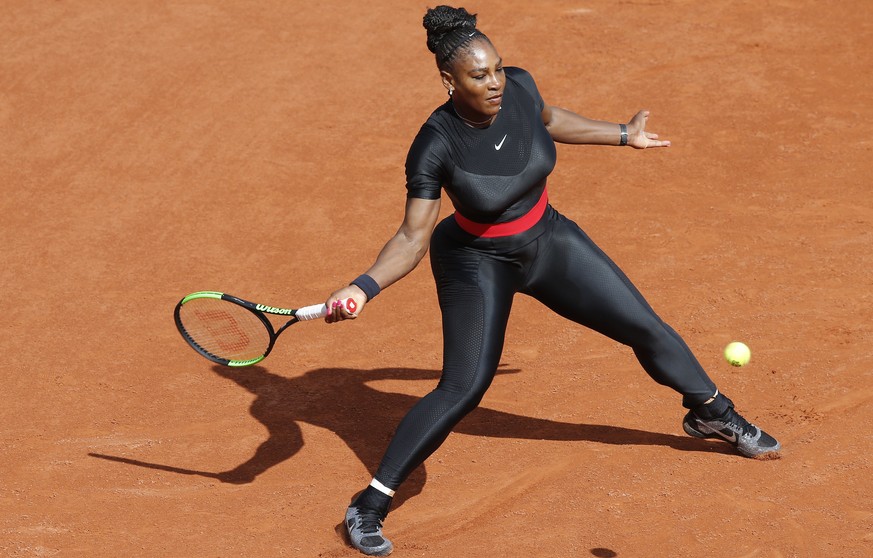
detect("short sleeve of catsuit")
[405,124,448,200]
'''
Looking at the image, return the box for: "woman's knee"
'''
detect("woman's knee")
[628,318,679,354]
[435,373,492,414]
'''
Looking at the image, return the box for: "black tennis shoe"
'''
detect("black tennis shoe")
[345,506,393,556]
[683,398,781,459]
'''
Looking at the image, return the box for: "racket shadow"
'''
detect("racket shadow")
[89,364,732,510]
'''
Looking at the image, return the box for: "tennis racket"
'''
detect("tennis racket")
[174,291,356,367]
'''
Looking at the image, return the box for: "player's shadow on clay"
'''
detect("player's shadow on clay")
[89,365,733,508]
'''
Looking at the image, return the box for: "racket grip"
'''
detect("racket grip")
[295,298,357,321]
[296,304,328,321]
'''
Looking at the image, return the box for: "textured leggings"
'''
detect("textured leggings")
[374,207,717,489]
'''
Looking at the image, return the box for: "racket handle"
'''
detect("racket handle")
[295,298,357,321]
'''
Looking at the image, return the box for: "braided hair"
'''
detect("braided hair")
[423,5,491,70]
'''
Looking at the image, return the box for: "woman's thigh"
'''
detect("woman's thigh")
[522,213,666,346]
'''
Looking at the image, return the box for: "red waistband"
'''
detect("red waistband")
[453,187,549,238]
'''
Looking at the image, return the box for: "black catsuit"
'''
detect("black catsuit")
[373,67,717,489]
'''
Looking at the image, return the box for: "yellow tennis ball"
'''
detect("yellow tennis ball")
[724,341,751,367]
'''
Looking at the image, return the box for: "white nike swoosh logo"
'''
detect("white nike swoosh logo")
[494,135,507,150]
[721,430,737,443]
[698,419,738,443]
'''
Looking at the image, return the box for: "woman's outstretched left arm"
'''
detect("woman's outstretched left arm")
[542,106,670,149]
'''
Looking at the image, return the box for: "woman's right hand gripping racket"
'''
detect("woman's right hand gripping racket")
[174,291,356,367]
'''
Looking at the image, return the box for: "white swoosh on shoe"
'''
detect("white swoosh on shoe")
[720,430,738,443]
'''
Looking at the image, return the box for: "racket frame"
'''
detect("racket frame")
[174,291,306,367]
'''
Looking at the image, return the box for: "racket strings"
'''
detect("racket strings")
[178,298,271,362]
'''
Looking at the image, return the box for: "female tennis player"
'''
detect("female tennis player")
[325,6,781,555]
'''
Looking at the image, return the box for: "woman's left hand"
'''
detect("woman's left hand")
[627,110,671,149]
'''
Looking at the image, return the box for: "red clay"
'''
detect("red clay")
[2,1,871,556]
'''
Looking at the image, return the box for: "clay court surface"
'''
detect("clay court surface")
[2,1,872,556]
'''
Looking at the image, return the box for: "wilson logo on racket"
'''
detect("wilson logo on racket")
[255,304,294,315]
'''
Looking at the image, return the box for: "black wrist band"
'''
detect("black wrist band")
[351,274,381,301]
[619,123,628,146]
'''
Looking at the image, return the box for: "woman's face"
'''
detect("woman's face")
[442,39,505,119]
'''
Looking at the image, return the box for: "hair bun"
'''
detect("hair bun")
[423,5,478,54]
